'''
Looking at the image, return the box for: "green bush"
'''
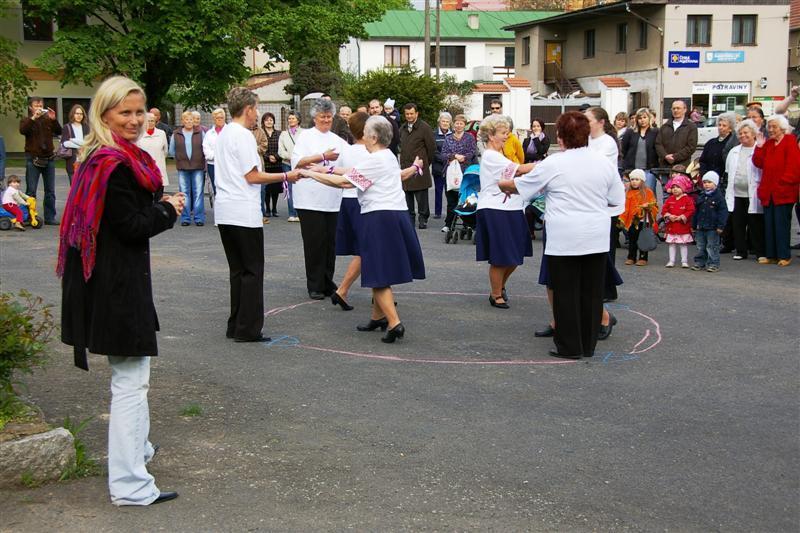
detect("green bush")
[341,64,448,125]
[0,291,55,422]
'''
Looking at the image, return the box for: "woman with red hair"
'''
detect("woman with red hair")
[499,111,625,360]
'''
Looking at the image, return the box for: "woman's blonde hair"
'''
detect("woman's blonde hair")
[79,76,147,162]
[478,114,512,142]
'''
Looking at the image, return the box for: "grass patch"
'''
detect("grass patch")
[59,416,100,481]
[180,403,203,417]
[20,470,42,488]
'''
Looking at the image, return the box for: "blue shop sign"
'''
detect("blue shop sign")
[668,51,700,68]
[704,51,745,63]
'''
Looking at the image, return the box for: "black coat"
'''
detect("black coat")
[620,128,659,171]
[521,135,550,163]
[61,164,177,370]
[432,128,452,177]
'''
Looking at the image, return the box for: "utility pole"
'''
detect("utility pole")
[423,0,431,76]
[435,0,441,81]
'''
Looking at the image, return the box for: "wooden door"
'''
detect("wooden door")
[545,42,562,67]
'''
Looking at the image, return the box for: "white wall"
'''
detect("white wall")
[342,39,512,82]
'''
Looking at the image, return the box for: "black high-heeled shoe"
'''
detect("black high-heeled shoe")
[331,292,354,311]
[356,318,388,331]
[381,323,405,343]
[501,287,508,302]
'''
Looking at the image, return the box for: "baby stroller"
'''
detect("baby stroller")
[444,164,480,244]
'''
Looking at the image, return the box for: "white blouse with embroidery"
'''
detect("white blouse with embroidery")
[345,148,408,214]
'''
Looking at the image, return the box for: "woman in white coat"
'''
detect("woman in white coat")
[724,119,764,261]
[137,113,170,186]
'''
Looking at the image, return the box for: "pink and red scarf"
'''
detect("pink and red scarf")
[56,134,163,281]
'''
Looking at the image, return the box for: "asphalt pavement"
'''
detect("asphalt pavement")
[0,170,798,532]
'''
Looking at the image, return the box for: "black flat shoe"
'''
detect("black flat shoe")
[489,295,509,309]
[597,314,618,341]
[381,323,405,343]
[548,349,581,360]
[151,491,178,505]
[308,291,325,300]
[234,334,271,343]
[180,221,190,226]
[534,325,555,337]
[356,318,388,332]
[331,292,354,311]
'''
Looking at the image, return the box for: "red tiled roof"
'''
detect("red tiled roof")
[791,0,800,30]
[473,83,509,93]
[504,77,531,88]
[599,76,630,88]
[247,72,291,90]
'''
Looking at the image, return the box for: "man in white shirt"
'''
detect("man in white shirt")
[214,87,300,342]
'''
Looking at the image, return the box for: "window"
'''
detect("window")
[732,15,757,45]
[57,9,87,30]
[522,36,530,65]
[430,46,466,68]
[584,29,595,58]
[22,0,53,41]
[384,45,410,67]
[616,23,628,53]
[687,15,711,46]
[504,47,515,68]
[638,20,648,50]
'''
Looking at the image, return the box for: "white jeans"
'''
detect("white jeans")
[108,356,160,506]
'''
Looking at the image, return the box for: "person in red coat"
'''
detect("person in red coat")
[752,115,800,265]
[661,173,696,268]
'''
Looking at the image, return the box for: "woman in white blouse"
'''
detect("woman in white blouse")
[499,111,625,360]
[291,99,349,300]
[300,116,425,344]
[60,104,89,184]
[137,113,170,186]
[474,114,535,309]
[724,119,764,260]
[277,110,303,222]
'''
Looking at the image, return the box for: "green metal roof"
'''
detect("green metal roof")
[364,10,562,40]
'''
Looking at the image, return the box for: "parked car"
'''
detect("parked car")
[696,116,718,147]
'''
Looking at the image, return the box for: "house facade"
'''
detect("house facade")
[789,0,800,91]
[0,2,100,153]
[508,0,791,121]
[339,10,559,83]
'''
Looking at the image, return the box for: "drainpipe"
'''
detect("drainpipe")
[625,3,664,116]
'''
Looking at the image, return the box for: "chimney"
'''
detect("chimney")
[467,13,479,30]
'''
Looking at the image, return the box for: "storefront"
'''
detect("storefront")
[691,82,750,118]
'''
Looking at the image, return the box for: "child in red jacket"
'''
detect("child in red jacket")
[661,173,696,268]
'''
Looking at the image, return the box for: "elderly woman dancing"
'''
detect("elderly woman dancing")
[499,111,625,360]
[300,116,425,343]
[475,114,536,309]
[291,99,350,299]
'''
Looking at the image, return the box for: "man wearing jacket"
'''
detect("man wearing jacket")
[19,97,62,224]
[656,100,697,168]
[399,103,436,229]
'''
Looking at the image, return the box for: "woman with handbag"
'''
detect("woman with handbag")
[440,114,476,232]
[619,169,659,265]
[59,104,89,184]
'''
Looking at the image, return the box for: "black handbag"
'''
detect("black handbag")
[636,211,658,252]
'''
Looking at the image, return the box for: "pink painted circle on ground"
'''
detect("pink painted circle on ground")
[266,290,662,366]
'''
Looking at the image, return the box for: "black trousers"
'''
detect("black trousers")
[406,189,430,223]
[218,225,264,340]
[605,217,619,300]
[626,222,648,261]
[548,253,607,357]
[296,209,338,295]
[732,197,764,258]
[443,189,460,226]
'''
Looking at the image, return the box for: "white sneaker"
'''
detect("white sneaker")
[665,262,675,268]
[441,226,449,233]
[681,262,690,268]
[732,255,744,260]
[287,216,300,222]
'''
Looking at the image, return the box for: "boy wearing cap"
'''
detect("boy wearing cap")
[692,171,729,272]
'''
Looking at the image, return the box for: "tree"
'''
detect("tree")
[341,65,448,125]
[25,0,404,109]
[508,0,568,9]
[0,0,35,117]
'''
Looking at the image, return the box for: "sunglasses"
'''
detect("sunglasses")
[490,106,501,110]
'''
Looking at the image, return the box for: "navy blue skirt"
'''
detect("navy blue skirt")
[359,210,426,288]
[475,208,533,266]
[538,228,623,288]
[336,197,361,256]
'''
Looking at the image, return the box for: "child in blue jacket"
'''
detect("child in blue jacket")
[692,171,729,272]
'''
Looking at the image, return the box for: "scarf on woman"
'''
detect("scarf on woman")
[56,134,163,281]
[526,132,544,154]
